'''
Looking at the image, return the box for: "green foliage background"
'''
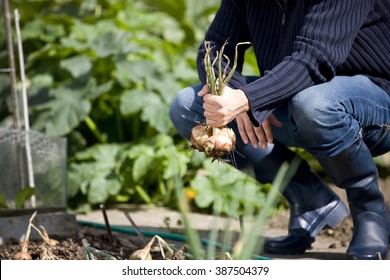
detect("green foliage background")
[0,0,266,214]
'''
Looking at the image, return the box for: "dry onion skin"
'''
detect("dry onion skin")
[190,40,250,158]
[203,127,236,158]
[129,235,173,260]
[130,236,154,260]
[14,251,33,260]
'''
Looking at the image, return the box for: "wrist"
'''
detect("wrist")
[237,89,250,112]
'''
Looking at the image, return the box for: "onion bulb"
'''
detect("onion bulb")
[190,124,235,158]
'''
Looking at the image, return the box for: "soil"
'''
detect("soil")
[0,213,355,261]
[0,226,188,260]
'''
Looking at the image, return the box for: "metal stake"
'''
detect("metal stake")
[2,0,26,191]
[14,8,36,207]
[123,210,147,244]
[99,204,113,243]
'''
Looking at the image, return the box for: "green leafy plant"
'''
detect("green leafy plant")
[172,141,302,259]
[0,0,265,215]
[0,187,36,209]
[67,134,192,212]
[190,159,266,215]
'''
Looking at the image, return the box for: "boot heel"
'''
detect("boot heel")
[325,201,350,229]
[309,200,349,237]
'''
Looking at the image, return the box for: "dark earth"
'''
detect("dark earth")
[0,225,188,260]
[0,212,354,260]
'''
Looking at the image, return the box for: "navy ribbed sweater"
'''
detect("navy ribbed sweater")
[197,0,390,124]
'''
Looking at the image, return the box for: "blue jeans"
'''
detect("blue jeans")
[169,75,390,180]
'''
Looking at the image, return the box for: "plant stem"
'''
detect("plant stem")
[85,116,107,144]
[203,40,251,96]
[134,185,153,204]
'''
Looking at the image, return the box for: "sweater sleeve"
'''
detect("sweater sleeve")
[241,0,374,124]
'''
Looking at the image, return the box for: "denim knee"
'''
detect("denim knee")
[169,84,204,139]
[169,89,188,124]
[289,88,336,131]
[288,87,360,156]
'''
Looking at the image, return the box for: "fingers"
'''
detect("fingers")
[197,84,210,97]
[198,85,224,126]
[203,102,228,127]
[268,113,283,127]
[197,85,221,126]
[254,126,268,149]
[237,115,254,147]
[202,93,232,127]
[237,114,268,149]
[262,120,274,144]
[199,85,250,127]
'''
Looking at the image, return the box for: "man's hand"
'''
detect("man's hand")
[236,112,282,149]
[198,84,282,149]
[198,85,250,127]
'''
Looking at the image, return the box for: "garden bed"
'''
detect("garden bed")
[0,213,354,260]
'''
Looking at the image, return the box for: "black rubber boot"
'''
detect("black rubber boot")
[262,157,349,255]
[317,137,389,260]
[237,142,349,255]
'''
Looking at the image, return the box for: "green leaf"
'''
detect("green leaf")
[0,195,9,209]
[132,155,155,182]
[15,187,36,208]
[157,146,190,179]
[140,102,173,134]
[189,159,265,214]
[75,144,122,166]
[32,80,96,136]
[22,17,65,42]
[93,81,114,100]
[68,144,124,201]
[30,74,54,87]
[192,176,214,208]
[127,144,158,182]
[120,90,154,116]
[88,175,109,204]
[127,144,155,159]
[87,170,122,204]
[106,178,122,196]
[60,55,92,79]
[114,60,157,88]
[68,163,91,197]
[91,30,130,58]
[146,74,182,103]
[143,0,187,22]
[155,134,174,148]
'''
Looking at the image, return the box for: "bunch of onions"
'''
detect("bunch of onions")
[190,40,250,158]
